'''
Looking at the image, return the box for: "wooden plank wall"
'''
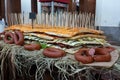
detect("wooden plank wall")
[80,0,96,14]
[0,0,5,20]
[31,0,37,13]
[10,0,21,13]
[68,0,96,14]
[0,0,21,20]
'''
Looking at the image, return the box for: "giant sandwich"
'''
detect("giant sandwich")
[5,25,107,53]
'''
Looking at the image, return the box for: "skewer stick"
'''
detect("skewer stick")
[84,13,87,28]
[81,13,83,28]
[78,13,81,27]
[82,13,84,28]
[92,14,95,29]
[15,13,18,24]
[71,13,73,28]
[72,13,74,28]
[37,14,39,24]
[86,13,88,28]
[8,14,11,26]
[76,13,78,28]
[20,13,23,24]
[11,13,13,25]
[24,13,26,24]
[58,13,60,27]
[12,13,14,25]
[66,12,68,27]
[90,13,93,29]
[68,13,70,27]
[79,13,81,28]
[84,13,86,28]
[17,13,20,24]
[88,13,91,28]
[36,14,38,24]
[48,14,50,27]
[46,13,48,27]
[87,13,90,28]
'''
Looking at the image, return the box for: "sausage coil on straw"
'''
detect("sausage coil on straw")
[74,48,94,64]
[24,43,41,51]
[13,30,24,45]
[74,47,113,64]
[43,47,66,58]
[4,32,14,44]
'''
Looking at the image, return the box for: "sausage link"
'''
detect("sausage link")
[94,47,111,62]
[43,47,66,58]
[94,53,111,62]
[24,43,41,51]
[74,48,94,64]
[13,30,24,45]
[4,32,14,44]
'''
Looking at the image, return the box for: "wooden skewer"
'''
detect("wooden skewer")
[91,14,94,29]
[79,13,81,28]
[12,13,14,25]
[11,13,14,25]
[5,12,96,30]
[85,13,87,28]
[88,13,91,28]
[17,13,20,24]
[79,12,81,27]
[86,13,90,29]
[48,14,50,26]
[15,13,18,24]
[66,12,68,27]
[7,14,10,26]
[87,13,90,28]
[81,13,84,28]
[84,13,86,28]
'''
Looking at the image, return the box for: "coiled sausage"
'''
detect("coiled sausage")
[74,48,94,64]
[24,43,41,51]
[13,30,24,45]
[94,47,111,62]
[4,32,14,44]
[105,46,115,53]
[95,47,108,55]
[95,46,115,54]
[94,53,111,62]
[43,47,66,58]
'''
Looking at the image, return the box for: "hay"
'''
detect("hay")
[0,41,120,80]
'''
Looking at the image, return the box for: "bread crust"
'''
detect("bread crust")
[5,25,104,38]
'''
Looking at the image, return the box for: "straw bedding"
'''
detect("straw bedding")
[0,41,120,80]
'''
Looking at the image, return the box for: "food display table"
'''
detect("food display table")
[0,41,120,80]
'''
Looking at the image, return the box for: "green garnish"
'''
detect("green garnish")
[41,43,48,49]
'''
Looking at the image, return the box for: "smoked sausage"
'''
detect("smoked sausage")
[13,30,24,45]
[74,48,94,64]
[94,47,111,62]
[24,43,41,51]
[4,32,14,44]
[43,47,66,58]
